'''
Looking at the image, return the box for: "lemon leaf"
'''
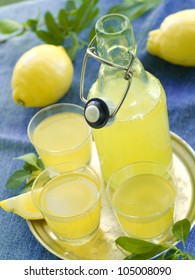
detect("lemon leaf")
[108,0,161,20]
[0,19,22,34]
[5,154,44,192]
[172,219,191,249]
[65,32,80,61]
[24,10,40,32]
[44,11,64,44]
[36,30,57,45]
[19,179,35,194]
[25,18,39,32]
[75,0,99,32]
[14,153,42,170]
[5,170,31,190]
[65,0,77,12]
[58,9,69,32]
[116,236,165,255]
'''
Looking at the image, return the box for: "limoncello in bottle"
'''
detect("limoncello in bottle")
[81,14,172,182]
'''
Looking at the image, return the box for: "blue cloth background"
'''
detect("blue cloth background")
[0,0,194,260]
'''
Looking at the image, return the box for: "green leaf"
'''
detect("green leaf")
[172,219,191,247]
[23,10,40,32]
[75,0,99,32]
[25,18,39,32]
[65,0,77,13]
[44,11,64,45]
[23,160,44,172]
[116,236,165,254]
[64,32,84,60]
[125,250,164,260]
[19,178,35,194]
[158,248,180,260]
[108,0,161,20]
[89,23,96,41]
[37,158,44,170]
[0,19,22,34]
[14,153,41,170]
[23,162,38,172]
[108,3,144,20]
[36,30,57,44]
[5,170,31,190]
[186,253,195,260]
[63,0,77,30]
[58,9,69,32]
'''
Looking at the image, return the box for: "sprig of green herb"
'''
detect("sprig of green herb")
[115,219,195,260]
[0,0,99,60]
[89,0,161,40]
[0,0,160,60]
[108,0,161,20]
[0,11,39,41]
[36,0,99,60]
[5,153,44,194]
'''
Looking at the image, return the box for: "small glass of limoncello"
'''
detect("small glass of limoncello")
[28,103,92,167]
[106,162,177,243]
[32,162,102,244]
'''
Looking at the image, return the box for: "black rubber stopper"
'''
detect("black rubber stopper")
[84,98,110,129]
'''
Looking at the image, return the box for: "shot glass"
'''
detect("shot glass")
[28,103,92,167]
[32,162,102,244]
[106,162,177,242]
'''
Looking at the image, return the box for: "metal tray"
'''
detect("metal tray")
[27,132,195,260]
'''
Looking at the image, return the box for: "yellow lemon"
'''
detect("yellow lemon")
[12,44,74,107]
[147,9,195,66]
[0,191,43,220]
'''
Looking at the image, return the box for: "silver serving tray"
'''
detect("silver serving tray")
[27,132,195,260]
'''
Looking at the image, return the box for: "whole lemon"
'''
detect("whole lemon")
[147,9,195,66]
[12,44,74,107]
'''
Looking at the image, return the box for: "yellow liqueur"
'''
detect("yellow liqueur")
[40,173,101,240]
[32,112,91,166]
[112,174,176,240]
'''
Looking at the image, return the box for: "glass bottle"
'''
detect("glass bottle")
[81,14,172,182]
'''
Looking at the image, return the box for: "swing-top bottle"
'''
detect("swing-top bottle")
[81,14,172,182]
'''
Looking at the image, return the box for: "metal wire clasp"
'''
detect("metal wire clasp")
[80,36,135,119]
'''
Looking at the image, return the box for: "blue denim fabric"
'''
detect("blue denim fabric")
[0,0,194,259]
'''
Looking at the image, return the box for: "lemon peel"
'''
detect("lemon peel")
[0,191,43,220]
[12,44,74,107]
[147,9,195,67]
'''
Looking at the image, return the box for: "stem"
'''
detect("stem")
[0,27,26,44]
[165,244,189,260]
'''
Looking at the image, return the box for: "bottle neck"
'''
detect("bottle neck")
[95,14,136,67]
[95,14,148,82]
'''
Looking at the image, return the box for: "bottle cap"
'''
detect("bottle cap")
[84,98,111,129]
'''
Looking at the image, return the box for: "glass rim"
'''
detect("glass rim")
[96,13,130,37]
[27,103,92,154]
[31,162,102,220]
[106,161,177,219]
[113,201,175,220]
[107,161,176,183]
